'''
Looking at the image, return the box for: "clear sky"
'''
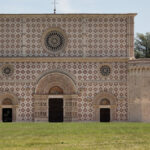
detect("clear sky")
[0,0,149,34]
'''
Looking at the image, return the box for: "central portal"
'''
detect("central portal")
[49,98,63,122]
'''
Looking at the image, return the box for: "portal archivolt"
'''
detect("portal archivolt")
[93,92,117,122]
[35,72,76,95]
[34,72,78,122]
[0,93,18,122]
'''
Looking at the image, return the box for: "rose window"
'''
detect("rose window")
[100,65,111,76]
[44,31,65,52]
[2,65,14,77]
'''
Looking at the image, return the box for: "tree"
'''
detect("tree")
[134,32,150,58]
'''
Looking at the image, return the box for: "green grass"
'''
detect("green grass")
[0,123,150,150]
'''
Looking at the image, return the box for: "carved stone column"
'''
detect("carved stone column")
[12,105,18,122]
[93,105,99,122]
[64,95,78,122]
[0,107,1,122]
[111,105,116,121]
[34,95,49,122]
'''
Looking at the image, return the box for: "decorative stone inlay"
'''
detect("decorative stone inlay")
[49,86,63,95]
[2,98,12,105]
[1,65,14,77]
[100,98,110,105]
[100,65,111,76]
[0,14,131,122]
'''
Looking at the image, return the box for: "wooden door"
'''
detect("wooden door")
[100,108,110,122]
[49,99,63,122]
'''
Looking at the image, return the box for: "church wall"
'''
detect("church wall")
[128,59,150,122]
[0,61,127,121]
[0,14,134,57]
[0,14,136,122]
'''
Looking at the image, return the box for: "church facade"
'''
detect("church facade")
[0,14,150,122]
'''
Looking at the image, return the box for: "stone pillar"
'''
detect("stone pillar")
[21,17,27,56]
[82,17,88,57]
[111,105,116,121]
[93,105,99,122]
[34,95,48,122]
[12,106,16,122]
[0,107,1,122]
[12,105,18,122]
[64,95,78,122]
[127,16,135,58]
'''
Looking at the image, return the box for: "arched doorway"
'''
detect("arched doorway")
[49,86,64,122]
[2,98,13,122]
[0,93,18,122]
[100,99,110,122]
[93,92,116,122]
[34,72,78,122]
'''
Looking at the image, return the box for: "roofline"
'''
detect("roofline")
[0,13,137,17]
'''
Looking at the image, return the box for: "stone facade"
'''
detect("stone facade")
[0,13,149,122]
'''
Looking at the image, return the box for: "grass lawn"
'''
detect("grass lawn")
[0,123,150,150]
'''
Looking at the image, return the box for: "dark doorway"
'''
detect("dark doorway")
[49,98,63,122]
[100,108,110,122]
[2,108,12,122]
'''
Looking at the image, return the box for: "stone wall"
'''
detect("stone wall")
[0,14,135,57]
[128,59,150,122]
[0,14,136,122]
[0,61,128,121]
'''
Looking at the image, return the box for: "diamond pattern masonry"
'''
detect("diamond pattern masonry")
[0,14,136,122]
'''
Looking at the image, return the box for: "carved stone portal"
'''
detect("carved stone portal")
[49,86,63,95]
[93,92,117,122]
[34,72,78,122]
[0,93,18,122]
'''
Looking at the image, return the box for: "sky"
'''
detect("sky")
[0,0,149,35]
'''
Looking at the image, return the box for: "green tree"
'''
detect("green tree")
[135,32,150,58]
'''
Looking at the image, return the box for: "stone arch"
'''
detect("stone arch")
[2,98,13,105]
[49,86,63,95]
[0,92,18,122]
[34,72,78,122]
[35,72,77,95]
[100,98,110,105]
[93,92,117,121]
[94,92,116,105]
[36,70,76,85]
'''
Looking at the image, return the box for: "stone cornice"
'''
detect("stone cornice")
[129,58,150,64]
[0,13,137,17]
[129,62,150,72]
[0,57,129,63]
[129,59,150,72]
[128,66,150,73]
[129,66,150,72]
[33,94,78,99]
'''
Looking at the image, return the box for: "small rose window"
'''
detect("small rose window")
[100,65,111,76]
